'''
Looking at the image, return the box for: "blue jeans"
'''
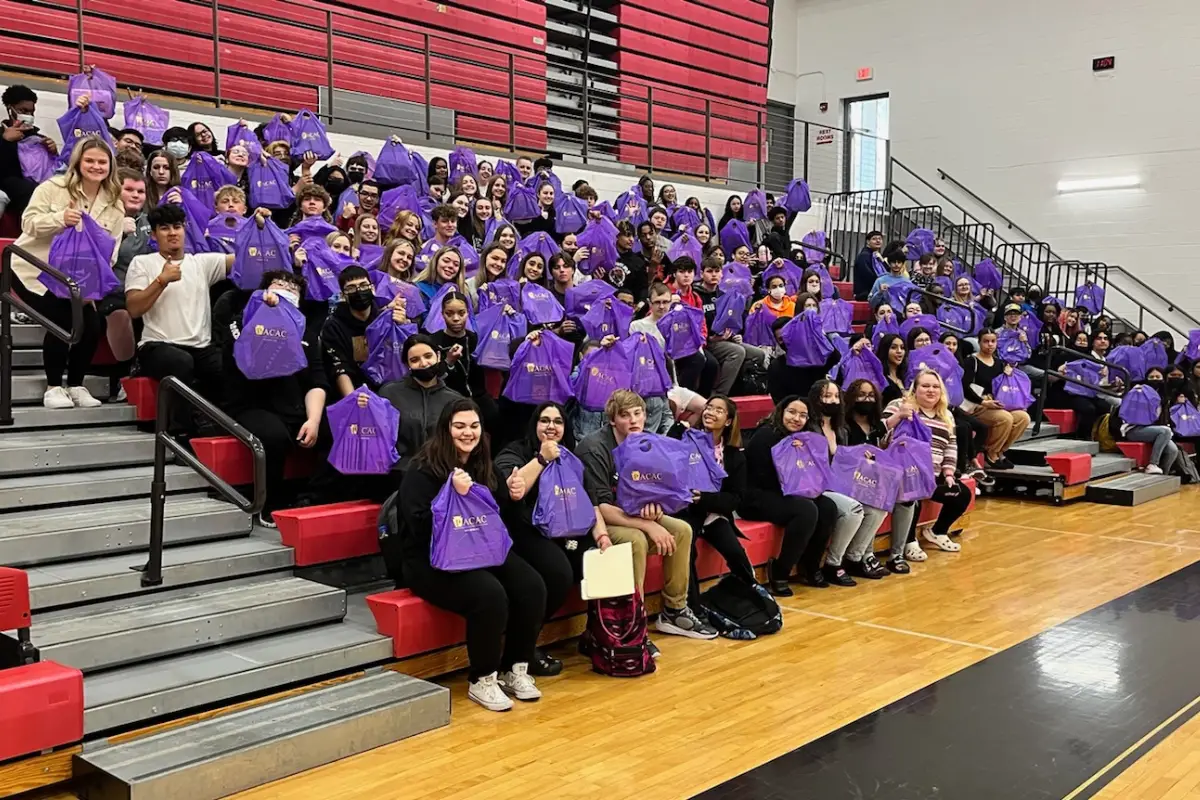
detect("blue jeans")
[572,407,605,441]
[644,395,673,434]
[1125,425,1178,469]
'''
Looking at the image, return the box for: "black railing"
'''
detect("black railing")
[142,377,265,587]
[1030,346,1129,436]
[899,284,974,337]
[822,189,892,267]
[786,239,848,276]
[0,243,83,426]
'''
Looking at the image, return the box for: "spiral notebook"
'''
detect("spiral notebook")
[580,542,635,600]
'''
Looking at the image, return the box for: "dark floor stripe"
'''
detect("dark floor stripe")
[695,560,1200,800]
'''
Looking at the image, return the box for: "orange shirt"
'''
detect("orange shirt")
[751,294,796,318]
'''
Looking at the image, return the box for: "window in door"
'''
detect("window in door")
[845,94,890,192]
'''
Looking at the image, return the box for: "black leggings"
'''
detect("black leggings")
[506,519,579,623]
[136,341,223,433]
[402,552,547,681]
[741,491,834,581]
[681,514,756,609]
[233,408,307,514]
[674,350,719,396]
[930,482,973,536]
[13,277,102,387]
[953,408,987,466]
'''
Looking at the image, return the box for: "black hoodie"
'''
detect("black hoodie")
[378,375,462,471]
[319,301,379,393]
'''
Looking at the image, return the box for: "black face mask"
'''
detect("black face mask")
[346,287,374,311]
[1147,380,1164,389]
[853,400,876,415]
[1167,377,1187,391]
[325,180,347,198]
[347,169,366,185]
[410,362,447,383]
[821,402,841,417]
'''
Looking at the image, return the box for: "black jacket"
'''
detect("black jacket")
[846,419,887,447]
[763,225,791,262]
[853,247,879,301]
[319,302,380,393]
[431,330,485,400]
[742,425,787,504]
[397,463,495,564]
[379,376,462,470]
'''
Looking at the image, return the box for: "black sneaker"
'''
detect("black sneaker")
[647,640,661,659]
[802,569,829,588]
[987,456,1015,470]
[826,566,857,587]
[768,579,794,597]
[656,606,719,640]
[849,554,888,580]
[529,647,563,677]
[888,556,911,574]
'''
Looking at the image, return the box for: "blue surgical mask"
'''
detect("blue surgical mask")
[274,289,299,307]
[165,140,189,159]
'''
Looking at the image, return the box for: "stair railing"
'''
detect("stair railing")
[142,376,265,587]
[0,243,83,426]
[898,285,975,337]
[1029,347,1129,436]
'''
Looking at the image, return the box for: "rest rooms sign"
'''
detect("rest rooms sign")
[816,128,835,145]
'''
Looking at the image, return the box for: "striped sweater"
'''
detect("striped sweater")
[882,399,958,475]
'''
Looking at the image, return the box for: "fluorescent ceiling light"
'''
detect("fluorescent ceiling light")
[1056,176,1141,194]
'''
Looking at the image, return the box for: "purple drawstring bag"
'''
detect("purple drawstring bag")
[575,216,620,276]
[359,243,383,271]
[992,369,1035,410]
[156,186,214,255]
[230,218,290,290]
[18,137,55,183]
[1170,401,1200,436]
[504,183,540,223]
[621,333,672,397]
[565,280,615,317]
[679,428,728,493]
[889,411,934,444]
[1074,281,1105,316]
[554,193,588,235]
[899,313,943,341]
[288,216,338,243]
[907,343,964,406]
[68,67,117,119]
[1018,312,1043,344]
[56,103,114,164]
[205,212,247,253]
[503,331,574,405]
[520,282,565,325]
[326,388,401,475]
[1180,330,1200,363]
[262,114,291,145]
[712,292,748,336]
[820,297,853,334]
[448,145,478,182]
[743,303,778,348]
[234,292,308,379]
[667,232,702,266]
[937,302,987,336]
[801,230,827,266]
[302,240,352,302]
[473,304,527,370]
[373,275,427,319]
[532,449,594,539]
[657,304,706,359]
[363,313,418,384]
[580,296,632,340]
[761,259,804,296]
[720,262,753,296]
[1120,385,1162,426]
[123,96,169,146]
[1107,345,1146,382]
[870,312,901,348]
[838,348,886,391]
[880,437,936,503]
[572,344,633,411]
[743,190,768,223]
[225,120,260,156]
[613,432,694,515]
[476,278,521,313]
[782,312,833,367]
[885,279,918,312]
[830,444,900,512]
[1139,338,1168,371]
[430,479,512,571]
[997,328,1031,364]
[974,259,1003,292]
[181,152,237,211]
[782,179,812,213]
[770,431,832,498]
[423,281,475,334]
[289,109,334,160]
[671,205,701,234]
[719,220,751,257]
[516,232,559,268]
[904,228,936,259]
[44,214,119,301]
[1064,360,1104,397]
[375,137,420,186]
[247,155,295,210]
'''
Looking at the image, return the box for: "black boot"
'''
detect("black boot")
[529,647,563,677]
[766,558,793,597]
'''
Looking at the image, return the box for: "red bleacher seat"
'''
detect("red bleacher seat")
[191,436,317,486]
[850,301,871,323]
[834,281,854,300]
[273,501,382,566]
[1045,453,1091,485]
[1042,409,1077,435]
[0,661,83,762]
[120,376,160,422]
[733,394,773,432]
[1116,442,1152,468]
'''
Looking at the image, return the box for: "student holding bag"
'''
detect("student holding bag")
[495,400,612,677]
[397,398,548,712]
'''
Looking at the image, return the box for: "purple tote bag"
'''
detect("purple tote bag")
[44,214,119,301]
[880,437,936,503]
[326,388,401,475]
[503,331,574,405]
[1107,345,1146,382]
[504,183,540,223]
[770,431,831,499]
[743,190,768,223]
[801,230,827,266]
[473,304,528,370]
[364,313,418,384]
[997,328,1031,364]
[782,179,812,214]
[68,67,117,119]
[621,333,672,397]
[301,241,352,302]
[992,369,1034,410]
[230,218,291,290]
[719,220,751,257]
[712,292,747,336]
[247,155,295,210]
[521,282,565,325]
[761,259,804,296]
[1170,401,1200,436]
[123,96,169,146]
[423,282,475,334]
[476,278,520,313]
[575,216,620,276]
[907,343,963,406]
[181,152,237,211]
[679,428,728,493]
[830,444,901,512]
[430,480,513,572]
[1064,360,1103,397]
[225,121,261,156]
[572,344,633,411]
[374,275,426,318]
[613,433,694,515]
[262,114,291,145]
[657,304,706,359]
[889,412,933,445]
[532,449,595,539]
[1119,385,1162,426]
[782,312,833,367]
[581,297,632,340]
[974,259,1003,292]
[234,292,308,380]
[565,280,615,317]
[904,228,935,259]
[720,262,753,296]
[838,348,886,391]
[56,103,114,164]
[448,145,479,182]
[820,297,853,335]
[743,303,778,348]
[18,137,56,183]
[289,109,334,160]
[1139,338,1169,371]
[205,212,247,253]
[554,194,588,235]
[374,137,420,186]
[1074,281,1105,316]
[667,232,702,266]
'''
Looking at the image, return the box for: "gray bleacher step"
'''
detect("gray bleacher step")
[1086,473,1182,506]
[1,403,137,430]
[0,495,251,567]
[12,373,110,404]
[6,577,346,673]
[13,324,46,348]
[82,623,395,734]
[28,537,294,611]
[75,671,450,800]
[990,453,1136,483]
[1088,453,1138,480]
[0,428,154,476]
[0,464,206,511]
[12,348,42,368]
[1018,423,1060,441]
[1008,437,1100,466]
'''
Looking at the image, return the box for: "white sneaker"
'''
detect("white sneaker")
[904,541,928,562]
[498,663,541,702]
[43,386,73,409]
[468,672,513,712]
[66,385,103,408]
[1145,464,1164,475]
[114,385,127,403]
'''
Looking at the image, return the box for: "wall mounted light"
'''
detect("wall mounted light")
[1056,176,1141,194]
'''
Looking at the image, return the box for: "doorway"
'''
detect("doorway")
[844,94,890,192]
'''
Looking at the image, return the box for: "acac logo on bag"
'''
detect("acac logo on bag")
[853,470,878,487]
[525,362,552,374]
[630,470,662,482]
[452,514,487,528]
[553,485,577,497]
[348,424,378,437]
[254,325,289,339]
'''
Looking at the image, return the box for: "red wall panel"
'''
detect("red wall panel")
[619,29,768,85]
[616,6,768,63]
[620,0,768,45]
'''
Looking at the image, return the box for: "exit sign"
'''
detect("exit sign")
[1092,56,1115,72]
[856,67,873,81]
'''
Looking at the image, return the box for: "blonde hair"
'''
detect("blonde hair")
[325,230,352,251]
[63,136,121,206]
[214,184,246,211]
[604,390,646,423]
[353,213,380,247]
[380,239,415,280]
[904,368,953,427]
[413,245,467,295]
[386,210,421,246]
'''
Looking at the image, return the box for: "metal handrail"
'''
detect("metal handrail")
[142,377,265,587]
[785,239,848,272]
[1029,346,1129,436]
[899,284,974,336]
[936,169,1027,234]
[0,243,84,426]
